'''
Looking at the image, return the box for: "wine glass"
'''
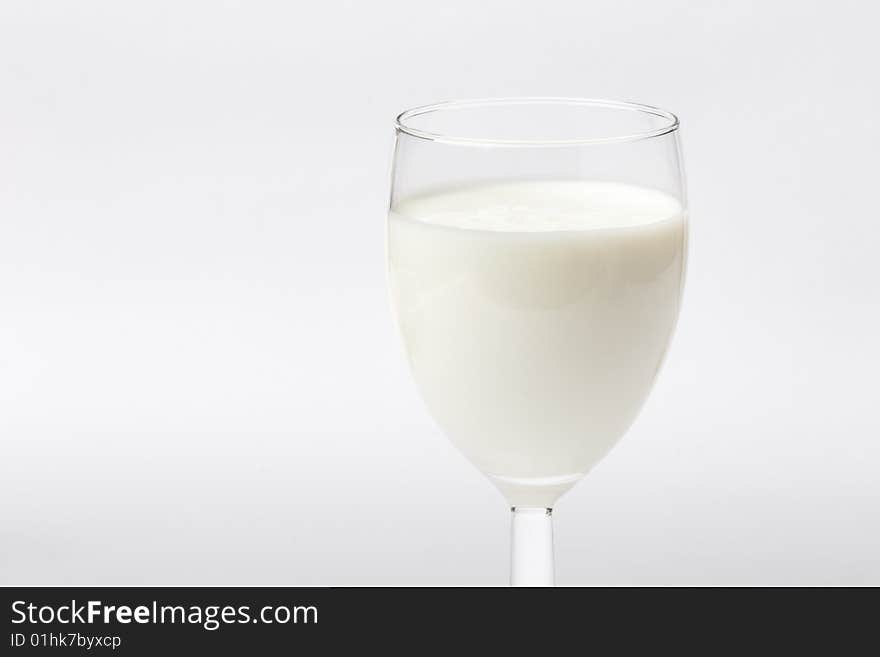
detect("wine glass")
[387,98,687,586]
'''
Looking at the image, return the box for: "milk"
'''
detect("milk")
[388,181,686,506]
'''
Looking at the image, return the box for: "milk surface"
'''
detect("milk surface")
[388,181,686,506]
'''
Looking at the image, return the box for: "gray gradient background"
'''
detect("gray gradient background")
[1,0,878,585]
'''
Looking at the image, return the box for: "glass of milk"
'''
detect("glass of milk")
[387,98,687,586]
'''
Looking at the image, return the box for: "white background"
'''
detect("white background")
[1,0,878,585]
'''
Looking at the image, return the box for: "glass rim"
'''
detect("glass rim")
[395,97,680,147]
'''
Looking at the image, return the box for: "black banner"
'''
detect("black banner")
[0,587,872,653]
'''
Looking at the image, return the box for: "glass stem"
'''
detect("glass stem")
[510,507,555,586]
